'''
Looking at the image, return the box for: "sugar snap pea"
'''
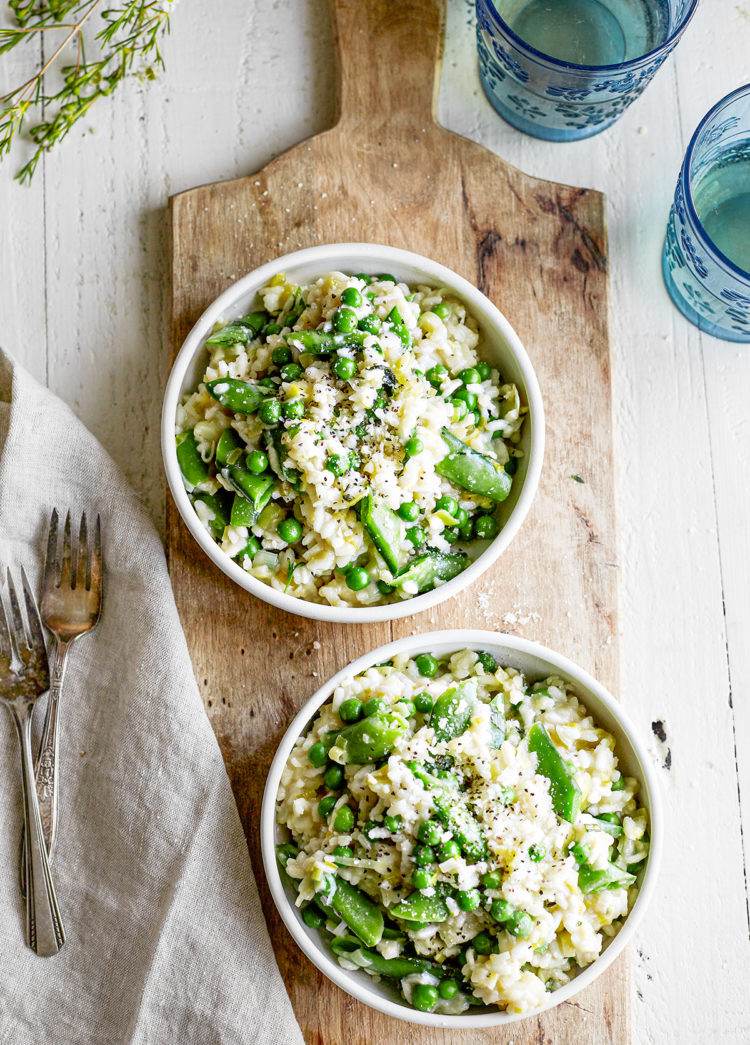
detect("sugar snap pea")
[330,937,434,978]
[360,494,403,574]
[578,861,636,894]
[392,550,468,594]
[436,429,512,502]
[215,426,245,465]
[431,679,477,743]
[220,463,276,519]
[192,490,231,538]
[229,493,256,527]
[527,722,582,824]
[176,430,209,488]
[206,378,267,415]
[489,694,506,748]
[391,883,453,924]
[265,429,302,491]
[593,813,623,838]
[205,322,255,346]
[330,711,408,765]
[317,875,384,947]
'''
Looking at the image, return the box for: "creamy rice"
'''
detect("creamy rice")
[275,648,650,1016]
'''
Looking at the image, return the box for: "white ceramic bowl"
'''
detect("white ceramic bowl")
[261,630,661,1029]
[162,244,544,623]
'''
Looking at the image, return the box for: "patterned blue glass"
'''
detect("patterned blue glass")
[476,0,698,142]
[663,85,750,343]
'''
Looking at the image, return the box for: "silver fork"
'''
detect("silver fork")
[0,568,65,956]
[35,509,103,857]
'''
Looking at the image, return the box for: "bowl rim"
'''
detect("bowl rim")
[161,242,545,623]
[260,628,663,1029]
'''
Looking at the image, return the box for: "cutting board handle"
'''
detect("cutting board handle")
[330,0,445,129]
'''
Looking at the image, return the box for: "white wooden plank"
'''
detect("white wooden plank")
[0,0,748,1039]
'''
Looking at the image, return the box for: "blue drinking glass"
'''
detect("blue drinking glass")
[663,84,750,343]
[476,0,698,141]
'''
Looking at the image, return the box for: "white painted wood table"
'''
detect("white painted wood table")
[1,2,749,1041]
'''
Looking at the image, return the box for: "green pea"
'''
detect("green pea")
[411,984,438,1012]
[414,844,435,867]
[456,888,481,912]
[453,506,468,525]
[442,526,460,544]
[259,377,279,390]
[333,805,355,833]
[276,842,298,866]
[482,871,502,890]
[308,742,328,768]
[358,314,381,335]
[472,931,494,955]
[301,904,326,929]
[263,323,282,336]
[277,517,303,543]
[435,494,458,515]
[404,437,423,457]
[414,692,434,713]
[280,362,303,381]
[346,566,370,591]
[426,364,448,387]
[341,286,363,308]
[460,367,480,386]
[323,764,345,789]
[378,273,397,284]
[415,653,438,678]
[459,517,475,541]
[332,844,352,860]
[247,450,268,474]
[505,456,518,476]
[259,398,281,425]
[475,515,499,540]
[430,302,451,320]
[417,820,442,846]
[334,356,357,380]
[318,795,337,817]
[435,838,459,861]
[507,910,533,938]
[611,776,626,791]
[451,398,468,420]
[529,843,546,862]
[405,526,425,547]
[412,867,434,890]
[476,361,492,381]
[333,307,357,333]
[362,696,386,718]
[384,814,403,832]
[398,501,419,521]
[281,399,304,420]
[271,344,292,366]
[490,898,514,924]
[439,979,459,1000]
[339,697,364,723]
[452,387,477,409]
[376,580,395,596]
[353,273,372,284]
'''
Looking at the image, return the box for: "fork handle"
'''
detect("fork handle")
[35,638,70,856]
[12,703,65,956]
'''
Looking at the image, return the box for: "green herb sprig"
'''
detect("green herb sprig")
[1,0,175,183]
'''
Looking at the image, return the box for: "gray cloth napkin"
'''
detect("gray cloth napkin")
[0,350,304,1045]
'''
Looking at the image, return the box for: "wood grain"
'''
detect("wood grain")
[167,1,625,1041]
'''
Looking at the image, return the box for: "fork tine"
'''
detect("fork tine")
[89,514,102,599]
[59,510,73,590]
[20,566,45,653]
[78,512,89,590]
[5,568,28,655]
[42,508,60,593]
[0,583,11,660]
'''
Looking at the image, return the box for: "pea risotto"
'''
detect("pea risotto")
[175,271,526,606]
[275,648,650,1015]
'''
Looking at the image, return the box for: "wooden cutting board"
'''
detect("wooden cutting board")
[166,1,623,1042]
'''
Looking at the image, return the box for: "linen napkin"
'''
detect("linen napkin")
[0,349,304,1045]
